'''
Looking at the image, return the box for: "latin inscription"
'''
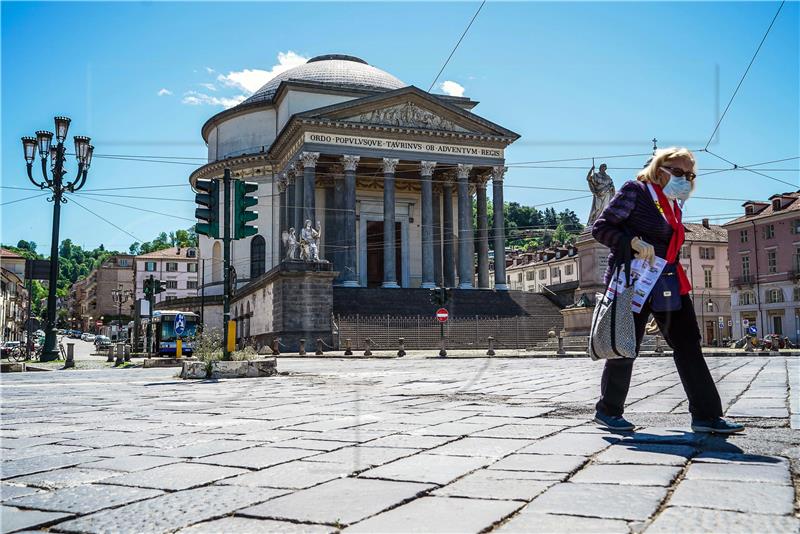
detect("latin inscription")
[304,132,503,159]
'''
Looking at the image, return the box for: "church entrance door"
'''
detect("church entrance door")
[366,221,402,287]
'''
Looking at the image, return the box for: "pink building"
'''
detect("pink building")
[723,191,800,343]
[134,247,200,305]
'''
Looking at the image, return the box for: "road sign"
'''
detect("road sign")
[174,313,186,336]
[436,308,449,323]
[95,321,102,326]
[728,320,732,327]
[747,325,757,336]
[742,319,749,327]
[718,322,724,329]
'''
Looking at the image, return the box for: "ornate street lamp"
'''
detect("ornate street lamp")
[111,285,133,342]
[22,116,93,361]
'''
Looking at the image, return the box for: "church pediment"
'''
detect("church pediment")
[298,86,519,139]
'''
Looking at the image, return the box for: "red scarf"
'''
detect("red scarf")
[651,183,691,295]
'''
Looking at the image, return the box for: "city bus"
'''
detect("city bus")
[152,310,198,356]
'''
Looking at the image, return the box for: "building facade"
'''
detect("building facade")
[724,191,800,343]
[134,247,199,305]
[80,254,136,332]
[679,220,731,345]
[1,249,28,342]
[503,245,579,292]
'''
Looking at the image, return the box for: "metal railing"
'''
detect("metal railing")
[336,314,563,351]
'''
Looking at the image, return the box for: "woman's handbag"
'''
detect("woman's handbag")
[588,244,637,361]
[650,263,682,312]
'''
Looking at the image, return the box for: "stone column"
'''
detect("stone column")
[342,155,360,287]
[433,187,443,287]
[457,164,473,289]
[476,175,490,288]
[382,158,400,288]
[442,174,456,288]
[492,165,509,290]
[301,151,319,226]
[291,164,303,236]
[332,164,345,284]
[420,161,436,289]
[277,174,288,261]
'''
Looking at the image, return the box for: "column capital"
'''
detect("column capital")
[442,171,457,186]
[300,151,320,168]
[341,154,360,172]
[420,160,437,177]
[457,163,473,180]
[476,173,490,189]
[286,171,296,185]
[277,173,288,193]
[491,165,507,183]
[382,157,399,174]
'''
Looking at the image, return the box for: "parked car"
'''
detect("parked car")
[84,334,96,342]
[94,335,112,349]
[1,341,21,357]
[70,330,83,339]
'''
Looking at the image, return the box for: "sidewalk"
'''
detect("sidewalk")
[1,356,798,533]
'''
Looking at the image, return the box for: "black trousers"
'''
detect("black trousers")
[596,294,723,420]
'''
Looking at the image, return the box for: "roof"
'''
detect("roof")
[723,191,800,226]
[136,247,198,260]
[0,248,24,259]
[241,54,405,106]
[683,223,728,243]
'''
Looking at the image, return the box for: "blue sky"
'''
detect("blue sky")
[2,1,798,252]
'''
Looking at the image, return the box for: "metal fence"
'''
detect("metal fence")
[335,314,564,351]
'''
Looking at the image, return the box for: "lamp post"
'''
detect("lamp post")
[22,117,93,361]
[111,285,132,342]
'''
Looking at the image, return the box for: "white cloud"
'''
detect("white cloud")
[181,91,246,109]
[439,80,465,97]
[205,66,215,74]
[157,88,173,96]
[217,51,309,94]
[199,83,217,91]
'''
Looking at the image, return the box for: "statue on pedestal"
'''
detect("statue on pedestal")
[299,220,323,262]
[586,163,616,226]
[282,228,297,261]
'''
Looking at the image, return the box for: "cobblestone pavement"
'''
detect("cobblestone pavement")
[1,356,798,533]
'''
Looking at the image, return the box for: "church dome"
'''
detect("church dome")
[242,54,406,105]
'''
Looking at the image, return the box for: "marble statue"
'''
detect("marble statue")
[299,220,322,262]
[586,163,616,226]
[282,227,297,261]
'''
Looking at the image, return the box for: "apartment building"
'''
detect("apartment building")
[134,247,199,305]
[1,248,28,342]
[503,245,579,292]
[724,191,800,343]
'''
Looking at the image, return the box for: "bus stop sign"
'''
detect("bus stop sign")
[174,313,186,336]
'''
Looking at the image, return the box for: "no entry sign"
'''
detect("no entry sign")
[436,308,449,323]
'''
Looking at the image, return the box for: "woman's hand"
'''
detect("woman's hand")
[631,237,655,265]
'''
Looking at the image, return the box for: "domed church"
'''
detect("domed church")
[188,54,545,349]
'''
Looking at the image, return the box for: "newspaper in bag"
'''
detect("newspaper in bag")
[603,256,666,313]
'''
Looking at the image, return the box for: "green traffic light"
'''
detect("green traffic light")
[234,180,259,239]
[195,179,220,238]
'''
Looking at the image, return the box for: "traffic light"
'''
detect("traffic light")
[195,179,220,238]
[143,276,154,298]
[154,279,167,295]
[143,277,167,297]
[234,180,258,239]
[429,287,450,306]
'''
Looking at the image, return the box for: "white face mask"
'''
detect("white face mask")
[661,170,693,202]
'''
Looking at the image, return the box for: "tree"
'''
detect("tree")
[16,240,36,253]
[129,242,141,255]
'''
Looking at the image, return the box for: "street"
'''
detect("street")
[1,356,798,533]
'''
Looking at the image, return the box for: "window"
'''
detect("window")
[740,230,748,243]
[526,271,535,281]
[766,288,784,304]
[517,273,523,282]
[704,267,713,288]
[187,281,198,290]
[165,280,178,289]
[794,248,800,272]
[740,291,755,305]
[764,224,774,239]
[699,247,715,260]
[767,250,777,274]
[565,264,574,276]
[680,246,690,258]
[165,295,177,302]
[551,267,560,278]
[538,270,546,280]
[187,263,198,273]
[794,287,800,301]
[145,261,156,272]
[187,248,197,258]
[118,259,130,267]
[741,255,750,278]
[250,235,266,279]
[166,262,179,272]
[793,219,800,234]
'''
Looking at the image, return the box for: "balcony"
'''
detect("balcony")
[732,275,754,288]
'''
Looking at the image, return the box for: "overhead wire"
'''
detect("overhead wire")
[428,0,487,92]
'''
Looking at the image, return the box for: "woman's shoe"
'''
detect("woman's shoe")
[594,411,635,431]
[691,417,745,434]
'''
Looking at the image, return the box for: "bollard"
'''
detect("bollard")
[115,343,125,366]
[65,343,75,368]
[344,338,353,356]
[397,337,406,358]
[364,339,372,357]
[106,346,115,363]
[271,338,280,356]
[556,333,566,356]
[439,336,447,358]
[654,336,663,354]
[298,338,306,356]
[486,336,496,357]
[744,336,754,352]
[124,344,131,362]
[315,338,324,356]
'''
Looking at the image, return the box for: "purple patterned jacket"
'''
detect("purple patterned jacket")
[591,180,676,284]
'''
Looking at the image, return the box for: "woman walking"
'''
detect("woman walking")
[591,147,743,434]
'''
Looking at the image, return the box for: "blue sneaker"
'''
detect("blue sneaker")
[594,412,635,431]
[691,417,745,434]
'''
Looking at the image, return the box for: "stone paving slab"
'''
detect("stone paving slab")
[240,478,433,526]
[569,463,682,486]
[426,437,531,458]
[79,455,181,473]
[593,443,696,466]
[668,479,795,515]
[359,453,490,484]
[487,453,587,473]
[645,506,800,533]
[193,446,316,469]
[496,511,630,533]
[218,460,346,489]
[52,484,283,534]
[344,496,523,533]
[0,505,71,533]
[99,462,247,491]
[0,455,104,481]
[6,467,120,489]
[0,483,41,502]
[683,460,791,484]
[6,483,163,514]
[179,516,335,533]
[302,446,422,473]
[524,482,669,521]
[432,469,556,501]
